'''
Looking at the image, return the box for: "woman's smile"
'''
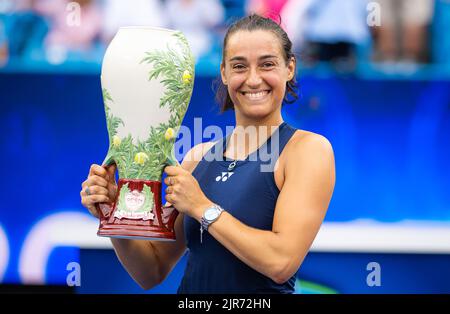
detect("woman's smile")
[239,89,272,102]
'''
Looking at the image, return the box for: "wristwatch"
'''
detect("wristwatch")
[200,204,224,243]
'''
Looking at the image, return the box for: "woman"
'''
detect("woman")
[81,14,335,294]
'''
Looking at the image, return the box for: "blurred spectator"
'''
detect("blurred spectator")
[373,0,434,64]
[432,0,450,65]
[165,0,225,58]
[0,0,47,62]
[281,0,312,49]
[282,0,370,69]
[101,0,168,44]
[0,10,8,65]
[245,0,289,22]
[34,0,102,64]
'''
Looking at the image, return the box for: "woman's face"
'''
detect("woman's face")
[221,30,295,120]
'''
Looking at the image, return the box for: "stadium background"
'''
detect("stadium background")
[0,0,449,293]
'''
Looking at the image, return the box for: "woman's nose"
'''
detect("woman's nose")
[246,68,262,87]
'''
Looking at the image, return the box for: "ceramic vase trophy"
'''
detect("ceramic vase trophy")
[96,27,195,240]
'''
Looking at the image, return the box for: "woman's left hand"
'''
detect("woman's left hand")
[164,165,213,219]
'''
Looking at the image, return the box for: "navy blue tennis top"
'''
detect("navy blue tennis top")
[177,122,298,294]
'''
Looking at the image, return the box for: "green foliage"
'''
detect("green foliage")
[141,184,154,212]
[103,88,124,143]
[116,182,130,212]
[140,31,194,122]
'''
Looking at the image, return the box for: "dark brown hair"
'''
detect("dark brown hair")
[215,14,298,112]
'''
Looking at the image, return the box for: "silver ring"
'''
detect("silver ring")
[85,187,91,196]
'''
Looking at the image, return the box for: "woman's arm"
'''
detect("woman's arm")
[109,142,215,289]
[184,133,335,284]
[110,213,185,289]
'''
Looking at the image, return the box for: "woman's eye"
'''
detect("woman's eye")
[232,64,246,70]
[262,62,275,68]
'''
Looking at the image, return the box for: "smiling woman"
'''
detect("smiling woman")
[216,15,298,115]
[220,29,295,122]
[81,14,335,294]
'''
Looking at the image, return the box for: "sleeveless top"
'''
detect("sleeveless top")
[177,122,297,294]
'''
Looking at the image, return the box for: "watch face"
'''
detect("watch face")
[204,208,219,220]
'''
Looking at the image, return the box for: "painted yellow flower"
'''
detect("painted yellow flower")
[164,127,175,140]
[182,70,192,84]
[134,152,148,165]
[112,135,121,147]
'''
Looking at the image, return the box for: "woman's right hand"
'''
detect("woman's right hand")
[80,163,118,218]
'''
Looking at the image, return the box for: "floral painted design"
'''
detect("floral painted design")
[102,31,194,181]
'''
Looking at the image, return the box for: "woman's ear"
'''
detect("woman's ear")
[287,57,296,81]
[220,63,227,85]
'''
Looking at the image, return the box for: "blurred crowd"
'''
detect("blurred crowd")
[0,0,227,66]
[0,0,449,73]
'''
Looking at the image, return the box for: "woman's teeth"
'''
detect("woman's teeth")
[242,90,270,100]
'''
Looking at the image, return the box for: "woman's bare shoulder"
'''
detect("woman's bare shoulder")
[283,129,334,164]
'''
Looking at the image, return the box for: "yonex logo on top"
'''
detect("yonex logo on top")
[215,172,234,182]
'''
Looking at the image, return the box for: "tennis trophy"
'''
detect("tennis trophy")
[96,27,195,240]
